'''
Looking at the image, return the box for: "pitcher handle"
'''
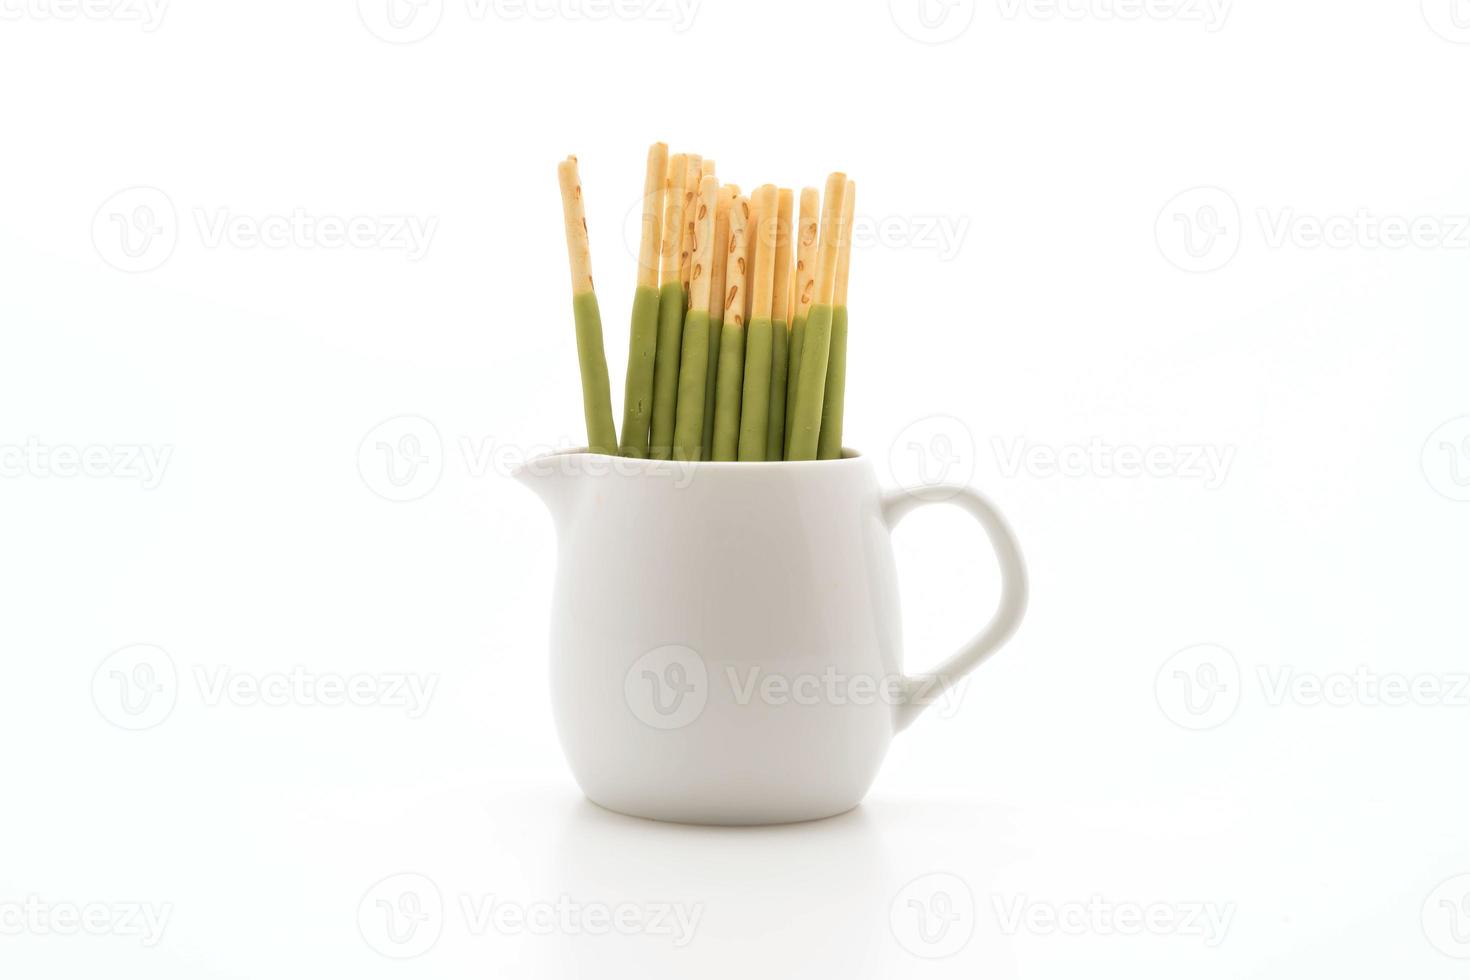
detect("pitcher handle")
[881,485,1029,731]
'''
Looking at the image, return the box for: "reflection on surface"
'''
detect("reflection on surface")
[541,798,887,975]
[450,785,1021,977]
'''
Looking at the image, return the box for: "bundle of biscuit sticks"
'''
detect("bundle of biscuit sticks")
[556,144,855,462]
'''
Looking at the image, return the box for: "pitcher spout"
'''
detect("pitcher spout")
[511,450,583,523]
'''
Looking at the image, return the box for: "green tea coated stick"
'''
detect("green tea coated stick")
[700,311,722,459]
[621,286,659,457]
[784,314,805,454]
[738,314,772,460]
[672,175,719,461]
[711,195,750,461]
[647,153,689,460]
[619,143,667,458]
[766,319,789,460]
[738,186,779,461]
[784,187,820,456]
[557,157,618,455]
[788,304,833,460]
[786,173,847,461]
[765,188,794,461]
[701,185,737,460]
[817,181,855,460]
[816,306,848,459]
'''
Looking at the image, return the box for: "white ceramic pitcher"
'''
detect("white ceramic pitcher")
[514,449,1027,825]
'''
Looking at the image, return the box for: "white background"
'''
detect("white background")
[3,0,1469,976]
